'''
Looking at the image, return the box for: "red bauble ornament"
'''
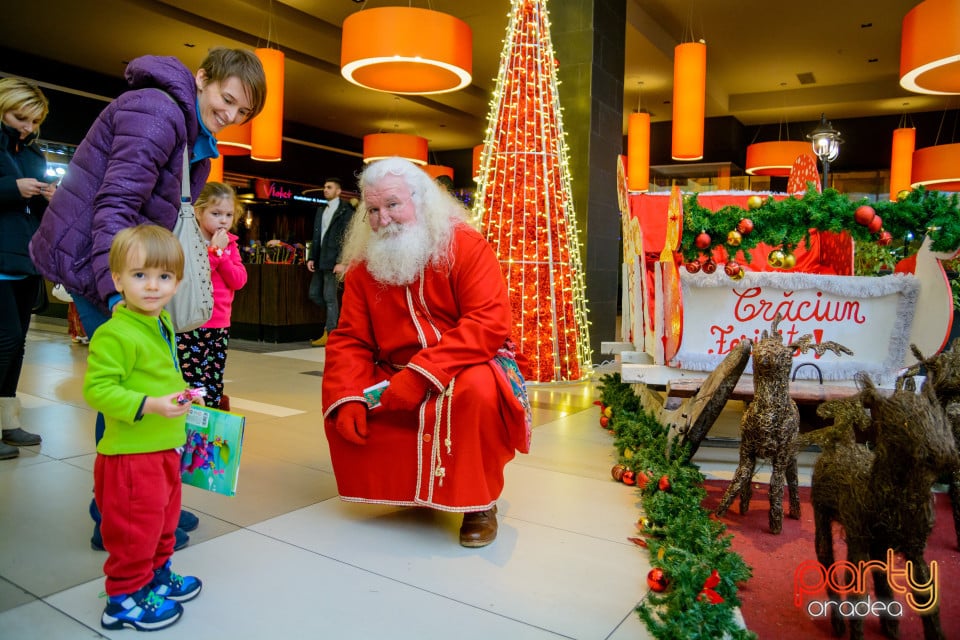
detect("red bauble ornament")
[658,475,672,492]
[868,215,883,234]
[611,464,626,481]
[621,471,636,485]
[727,230,742,246]
[685,260,702,274]
[737,218,754,235]
[695,232,711,249]
[878,230,893,246]
[724,260,741,277]
[701,259,717,274]
[647,568,670,592]
[636,470,651,489]
[600,415,610,428]
[854,205,876,226]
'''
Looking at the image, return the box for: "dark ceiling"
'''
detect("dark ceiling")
[0,0,953,156]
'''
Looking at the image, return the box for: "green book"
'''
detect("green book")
[180,405,245,496]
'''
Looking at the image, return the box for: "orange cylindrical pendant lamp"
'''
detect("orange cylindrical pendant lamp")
[472,144,484,182]
[362,133,428,165]
[889,127,916,200]
[341,7,472,95]
[672,41,706,161]
[911,143,960,191]
[424,165,454,181]
[627,112,650,192]
[207,154,224,183]
[745,141,811,176]
[217,121,251,156]
[900,0,960,94]
[251,48,284,162]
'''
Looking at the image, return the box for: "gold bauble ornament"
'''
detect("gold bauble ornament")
[897,189,911,201]
[727,230,742,246]
[767,249,785,268]
[781,253,796,269]
[746,195,763,210]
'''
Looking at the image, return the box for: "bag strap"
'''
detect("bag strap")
[181,147,192,216]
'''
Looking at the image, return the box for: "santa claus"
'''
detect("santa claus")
[321,157,529,547]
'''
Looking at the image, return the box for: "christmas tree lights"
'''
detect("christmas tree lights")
[473,0,592,382]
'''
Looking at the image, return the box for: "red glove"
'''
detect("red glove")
[379,369,432,412]
[334,403,369,445]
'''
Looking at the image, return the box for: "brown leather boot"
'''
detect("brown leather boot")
[459,506,498,547]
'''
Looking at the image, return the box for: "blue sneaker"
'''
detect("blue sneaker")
[151,560,202,602]
[101,585,182,631]
[177,509,200,532]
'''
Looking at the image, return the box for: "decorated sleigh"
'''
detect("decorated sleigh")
[614,155,960,450]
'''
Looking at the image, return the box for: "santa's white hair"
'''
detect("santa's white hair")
[339,157,473,284]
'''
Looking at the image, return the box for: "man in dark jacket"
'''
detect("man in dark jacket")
[307,177,354,347]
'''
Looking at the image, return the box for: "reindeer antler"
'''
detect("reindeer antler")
[787,337,854,358]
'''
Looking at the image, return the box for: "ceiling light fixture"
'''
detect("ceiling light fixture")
[672,40,706,161]
[251,47,285,162]
[900,0,960,95]
[362,133,428,165]
[424,165,454,181]
[912,143,960,191]
[745,141,811,177]
[889,115,916,200]
[627,81,650,192]
[341,7,472,95]
[217,122,252,156]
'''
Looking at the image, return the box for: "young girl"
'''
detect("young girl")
[177,182,247,410]
[84,225,201,631]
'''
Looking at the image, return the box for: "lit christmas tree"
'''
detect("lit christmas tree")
[473,0,592,383]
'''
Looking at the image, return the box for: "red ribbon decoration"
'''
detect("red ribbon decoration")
[698,569,724,604]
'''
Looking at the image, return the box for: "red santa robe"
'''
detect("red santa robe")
[322,225,527,512]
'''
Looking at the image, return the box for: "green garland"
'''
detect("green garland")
[597,374,755,640]
[679,186,960,265]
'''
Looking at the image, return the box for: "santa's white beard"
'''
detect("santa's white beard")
[365,221,433,286]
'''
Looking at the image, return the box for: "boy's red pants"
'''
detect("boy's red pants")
[94,450,181,596]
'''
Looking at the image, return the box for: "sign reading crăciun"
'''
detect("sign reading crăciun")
[673,270,919,383]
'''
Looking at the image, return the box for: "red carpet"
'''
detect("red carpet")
[701,481,960,639]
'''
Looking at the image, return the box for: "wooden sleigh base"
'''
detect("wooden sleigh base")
[634,341,752,460]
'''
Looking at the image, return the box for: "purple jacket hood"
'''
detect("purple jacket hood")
[29,55,210,310]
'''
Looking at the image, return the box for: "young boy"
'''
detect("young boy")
[83,225,202,631]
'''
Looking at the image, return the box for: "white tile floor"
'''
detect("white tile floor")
[0,319,767,639]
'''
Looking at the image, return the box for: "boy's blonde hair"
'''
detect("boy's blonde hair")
[110,225,184,280]
[195,181,241,230]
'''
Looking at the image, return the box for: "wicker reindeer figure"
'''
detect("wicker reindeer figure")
[811,373,958,640]
[714,313,852,534]
[904,339,960,549]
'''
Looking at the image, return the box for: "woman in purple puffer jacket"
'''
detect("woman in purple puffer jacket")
[31,48,265,319]
[28,47,266,557]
